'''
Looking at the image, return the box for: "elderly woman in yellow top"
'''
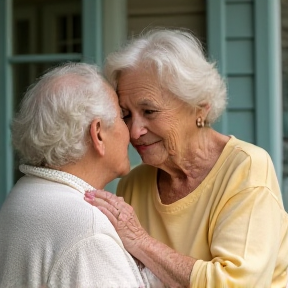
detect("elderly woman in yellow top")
[85,29,288,288]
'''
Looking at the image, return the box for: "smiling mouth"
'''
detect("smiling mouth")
[133,141,161,152]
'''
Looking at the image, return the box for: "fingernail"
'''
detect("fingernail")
[84,194,94,200]
[85,190,94,196]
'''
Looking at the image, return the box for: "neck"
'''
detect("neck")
[58,165,103,190]
[157,130,230,203]
[161,129,229,179]
[57,154,110,190]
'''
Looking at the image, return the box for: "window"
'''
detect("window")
[12,0,82,182]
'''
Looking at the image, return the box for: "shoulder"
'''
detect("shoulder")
[221,136,281,199]
[226,136,275,175]
[228,136,270,162]
[117,164,157,198]
[9,176,118,243]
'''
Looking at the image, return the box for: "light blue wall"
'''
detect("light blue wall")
[208,0,256,142]
[207,0,282,183]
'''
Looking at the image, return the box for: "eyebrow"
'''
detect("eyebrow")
[137,99,158,107]
[119,98,160,110]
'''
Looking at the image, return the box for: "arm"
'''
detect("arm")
[134,234,196,287]
[190,186,284,288]
[85,190,196,287]
[85,187,287,288]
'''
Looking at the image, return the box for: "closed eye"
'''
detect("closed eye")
[121,113,131,122]
[121,108,131,121]
[144,110,158,115]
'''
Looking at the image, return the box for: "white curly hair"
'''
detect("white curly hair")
[104,28,227,124]
[11,62,117,167]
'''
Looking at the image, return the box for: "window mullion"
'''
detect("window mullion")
[82,0,103,66]
[0,0,13,207]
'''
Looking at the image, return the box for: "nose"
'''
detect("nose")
[127,117,148,140]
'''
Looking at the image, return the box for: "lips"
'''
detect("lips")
[133,141,161,153]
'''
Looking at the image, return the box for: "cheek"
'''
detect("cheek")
[152,120,178,156]
[158,117,179,155]
[165,129,179,156]
[122,118,132,133]
[121,123,130,143]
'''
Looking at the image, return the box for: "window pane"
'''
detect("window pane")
[58,16,68,42]
[73,14,81,39]
[13,0,81,55]
[14,20,30,54]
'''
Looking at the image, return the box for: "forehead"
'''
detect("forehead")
[117,68,165,104]
[118,68,160,89]
[117,69,191,113]
[116,70,197,116]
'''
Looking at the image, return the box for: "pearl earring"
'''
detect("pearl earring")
[196,117,204,128]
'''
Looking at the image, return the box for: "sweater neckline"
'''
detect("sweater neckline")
[19,164,96,195]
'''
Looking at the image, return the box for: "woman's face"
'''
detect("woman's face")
[117,69,198,168]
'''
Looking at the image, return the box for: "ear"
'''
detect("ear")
[196,101,211,118]
[90,119,105,156]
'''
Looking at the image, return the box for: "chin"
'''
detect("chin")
[141,157,163,168]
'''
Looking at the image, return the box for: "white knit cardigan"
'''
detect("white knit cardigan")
[0,165,164,288]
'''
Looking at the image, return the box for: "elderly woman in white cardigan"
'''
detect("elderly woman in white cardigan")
[0,63,163,288]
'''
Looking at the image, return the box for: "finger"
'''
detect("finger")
[85,190,127,212]
[92,190,120,205]
[85,196,120,219]
[84,192,95,201]
[97,206,118,227]
[85,190,125,206]
[85,190,117,206]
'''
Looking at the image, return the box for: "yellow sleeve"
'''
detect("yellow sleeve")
[190,186,286,288]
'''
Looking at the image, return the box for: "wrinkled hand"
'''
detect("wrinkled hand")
[84,190,148,255]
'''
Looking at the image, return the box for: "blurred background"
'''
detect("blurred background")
[0,0,287,210]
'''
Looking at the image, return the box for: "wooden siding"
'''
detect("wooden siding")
[282,0,288,208]
[282,0,288,142]
[127,0,206,42]
[226,1,255,143]
[208,0,283,186]
[211,0,255,143]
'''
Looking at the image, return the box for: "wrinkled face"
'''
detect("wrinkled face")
[105,85,130,177]
[117,69,198,168]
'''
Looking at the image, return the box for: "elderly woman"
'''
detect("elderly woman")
[85,29,288,287]
[0,63,163,287]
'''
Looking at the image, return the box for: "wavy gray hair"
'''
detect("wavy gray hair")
[11,62,117,167]
[104,28,227,123]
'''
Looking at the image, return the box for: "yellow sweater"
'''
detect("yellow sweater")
[117,136,288,288]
